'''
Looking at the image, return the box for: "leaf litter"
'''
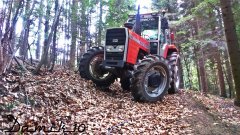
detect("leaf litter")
[0,69,239,134]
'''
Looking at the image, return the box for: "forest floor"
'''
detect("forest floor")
[0,68,240,134]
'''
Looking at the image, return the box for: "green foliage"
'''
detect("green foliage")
[105,0,135,27]
[233,0,240,43]
[152,0,178,13]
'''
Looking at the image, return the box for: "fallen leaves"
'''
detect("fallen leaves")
[0,69,239,134]
[191,91,240,126]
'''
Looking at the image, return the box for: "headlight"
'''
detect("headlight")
[106,46,113,52]
[106,45,124,52]
[117,45,124,52]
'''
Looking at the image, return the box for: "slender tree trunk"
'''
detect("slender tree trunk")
[69,0,78,70]
[194,46,201,91]
[19,0,31,59]
[223,48,235,98]
[36,0,43,60]
[198,47,208,94]
[49,0,59,72]
[80,0,88,53]
[179,57,184,89]
[220,0,240,106]
[97,0,103,46]
[182,54,192,89]
[178,46,184,89]
[214,47,227,97]
[0,23,2,73]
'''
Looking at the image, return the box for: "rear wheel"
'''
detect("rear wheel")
[167,52,180,94]
[131,55,171,102]
[79,46,116,88]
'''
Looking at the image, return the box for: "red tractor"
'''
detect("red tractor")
[79,10,180,102]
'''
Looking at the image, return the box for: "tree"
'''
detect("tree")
[69,0,78,70]
[220,0,240,106]
[34,0,62,73]
[49,0,60,71]
[214,47,226,97]
[35,0,44,60]
[97,0,103,46]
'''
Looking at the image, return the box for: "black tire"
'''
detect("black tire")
[120,77,131,91]
[120,71,132,91]
[167,52,180,94]
[131,55,171,102]
[79,46,116,88]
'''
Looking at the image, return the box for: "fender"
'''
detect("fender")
[161,44,178,58]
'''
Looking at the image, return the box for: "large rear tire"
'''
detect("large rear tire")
[167,52,180,94]
[79,46,116,88]
[131,55,171,102]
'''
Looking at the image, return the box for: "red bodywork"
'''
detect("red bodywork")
[126,30,150,65]
[163,44,178,58]
[126,30,178,65]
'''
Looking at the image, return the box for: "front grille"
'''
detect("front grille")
[106,28,126,45]
[105,28,127,61]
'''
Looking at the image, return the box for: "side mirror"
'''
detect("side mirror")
[124,22,134,29]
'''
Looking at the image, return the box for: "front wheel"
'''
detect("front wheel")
[131,55,171,102]
[79,46,116,88]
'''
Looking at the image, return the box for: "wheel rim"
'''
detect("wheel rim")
[144,65,168,98]
[89,54,112,81]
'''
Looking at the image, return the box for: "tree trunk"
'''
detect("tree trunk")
[1,0,13,71]
[97,0,103,46]
[80,0,88,54]
[1,0,24,73]
[220,0,240,106]
[223,47,235,98]
[194,46,201,91]
[215,47,227,97]
[69,0,78,70]
[19,0,31,59]
[182,54,192,89]
[0,24,3,73]
[34,1,62,73]
[35,0,43,60]
[198,48,208,94]
[179,57,184,89]
[49,0,59,72]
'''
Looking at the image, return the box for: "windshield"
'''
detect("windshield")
[142,29,158,40]
[127,16,159,40]
[141,17,159,40]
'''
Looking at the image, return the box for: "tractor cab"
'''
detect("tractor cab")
[125,12,175,56]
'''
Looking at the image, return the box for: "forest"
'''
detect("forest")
[0,0,240,134]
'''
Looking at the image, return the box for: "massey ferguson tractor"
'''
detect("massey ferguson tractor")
[79,9,180,102]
